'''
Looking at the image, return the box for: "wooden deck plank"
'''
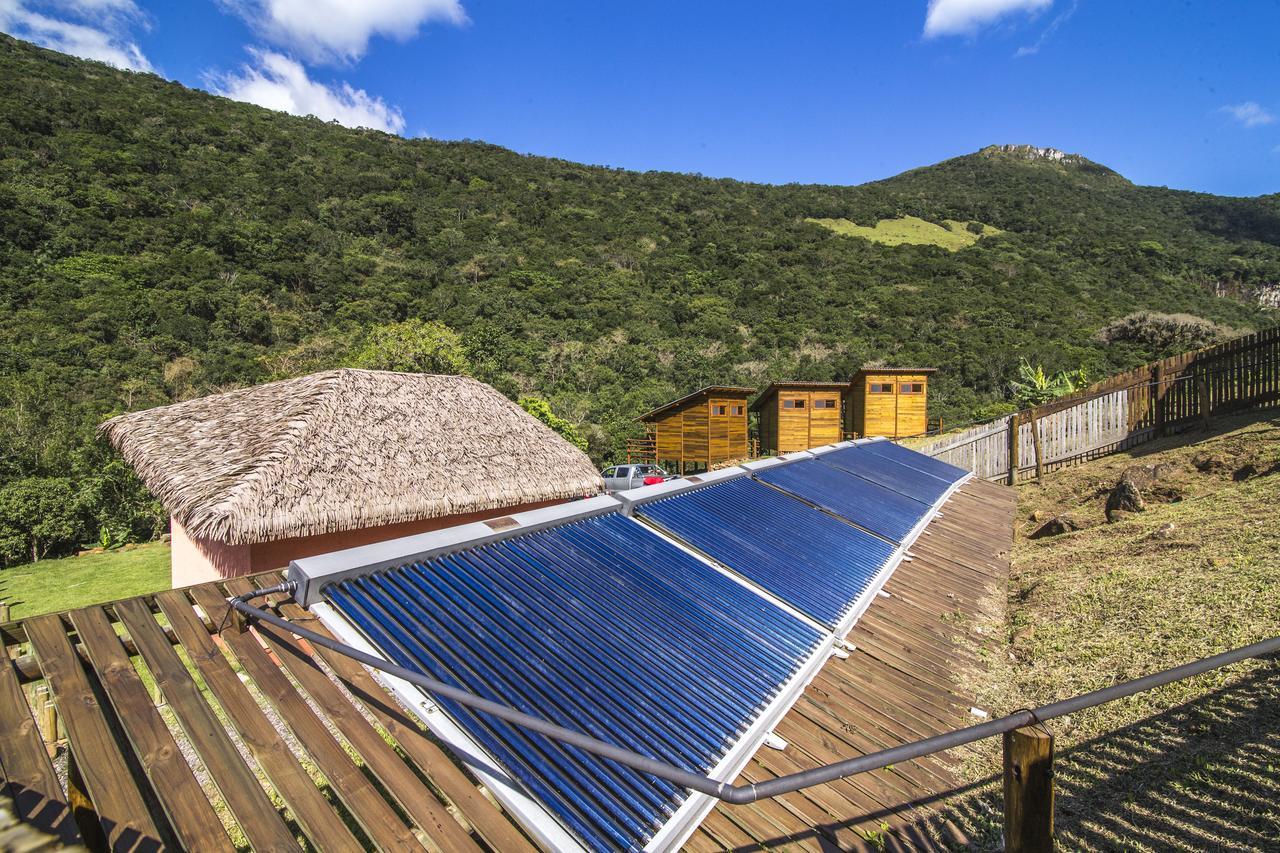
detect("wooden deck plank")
[253,572,537,853]
[222,579,481,853]
[112,598,299,853]
[153,591,362,850]
[708,479,1015,847]
[0,639,78,844]
[69,606,234,853]
[25,613,164,851]
[187,586,423,852]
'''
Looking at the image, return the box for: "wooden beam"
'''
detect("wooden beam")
[24,615,164,851]
[0,643,77,844]
[1007,414,1020,486]
[69,606,234,852]
[1197,371,1212,431]
[1003,723,1054,853]
[1027,408,1044,483]
[1152,363,1166,437]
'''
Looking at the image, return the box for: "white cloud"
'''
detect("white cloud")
[1220,102,1276,129]
[222,0,466,65]
[924,0,1051,38]
[0,0,152,70]
[208,48,406,133]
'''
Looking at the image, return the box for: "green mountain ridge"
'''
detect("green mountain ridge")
[0,33,1277,561]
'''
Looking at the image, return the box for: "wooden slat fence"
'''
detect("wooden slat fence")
[918,325,1280,483]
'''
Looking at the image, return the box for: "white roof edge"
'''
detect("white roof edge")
[288,495,622,605]
[739,456,787,471]
[615,466,748,511]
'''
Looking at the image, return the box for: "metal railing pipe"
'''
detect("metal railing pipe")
[227,586,1279,805]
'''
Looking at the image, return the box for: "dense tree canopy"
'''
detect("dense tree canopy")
[0,35,1276,562]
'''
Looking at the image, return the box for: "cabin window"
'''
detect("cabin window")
[900,382,924,394]
[712,404,727,415]
[869,382,894,393]
[602,467,616,477]
[782,399,806,409]
[730,405,744,416]
[813,398,837,409]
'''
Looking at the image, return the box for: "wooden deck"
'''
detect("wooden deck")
[0,574,537,851]
[691,478,1016,852]
[0,477,1013,852]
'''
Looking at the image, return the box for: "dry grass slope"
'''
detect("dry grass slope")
[935,410,1280,851]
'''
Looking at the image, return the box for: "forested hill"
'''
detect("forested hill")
[0,34,1278,561]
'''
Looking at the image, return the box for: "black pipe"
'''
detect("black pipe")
[229,589,1280,805]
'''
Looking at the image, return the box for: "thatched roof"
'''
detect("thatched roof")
[101,370,604,544]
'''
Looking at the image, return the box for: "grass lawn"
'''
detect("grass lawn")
[805,215,1000,250]
[936,411,1280,850]
[0,542,171,619]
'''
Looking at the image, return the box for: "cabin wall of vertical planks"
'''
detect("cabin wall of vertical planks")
[753,384,846,454]
[643,387,752,472]
[848,370,933,439]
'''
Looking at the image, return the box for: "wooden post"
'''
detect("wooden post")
[1004,723,1054,853]
[37,685,58,752]
[1027,408,1044,483]
[64,746,108,850]
[1152,364,1166,437]
[1197,371,1212,431]
[1007,414,1020,486]
[0,602,8,622]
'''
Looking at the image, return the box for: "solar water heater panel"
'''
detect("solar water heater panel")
[754,458,931,542]
[858,439,970,482]
[635,477,897,628]
[819,446,954,504]
[323,512,822,852]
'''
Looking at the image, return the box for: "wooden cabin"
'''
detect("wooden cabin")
[638,386,753,473]
[847,368,936,438]
[751,382,848,454]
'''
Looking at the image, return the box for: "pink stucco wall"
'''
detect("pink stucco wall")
[170,517,252,588]
[169,498,565,588]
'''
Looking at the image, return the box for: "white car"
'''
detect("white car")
[601,464,672,492]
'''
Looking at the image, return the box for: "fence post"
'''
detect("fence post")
[1007,414,1020,486]
[1153,364,1166,438]
[1027,408,1044,483]
[1004,723,1054,853]
[1197,371,1212,431]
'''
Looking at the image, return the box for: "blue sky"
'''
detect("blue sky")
[2,0,1277,196]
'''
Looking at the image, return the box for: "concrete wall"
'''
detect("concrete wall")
[169,497,565,588]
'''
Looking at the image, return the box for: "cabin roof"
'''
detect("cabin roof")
[748,380,850,412]
[637,385,756,422]
[100,369,603,544]
[852,366,938,376]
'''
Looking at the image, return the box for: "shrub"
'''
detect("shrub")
[349,319,471,375]
[518,397,589,452]
[1097,312,1234,355]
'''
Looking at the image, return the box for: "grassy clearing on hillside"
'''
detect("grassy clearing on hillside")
[0,542,170,618]
[805,215,1001,250]
[937,412,1280,851]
